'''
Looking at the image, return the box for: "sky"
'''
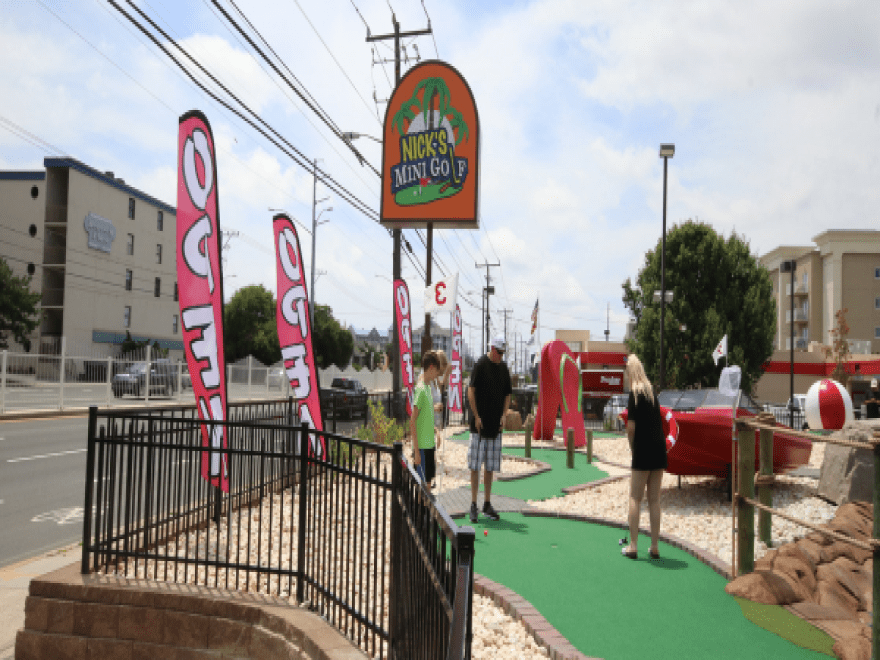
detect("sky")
[2,0,880,365]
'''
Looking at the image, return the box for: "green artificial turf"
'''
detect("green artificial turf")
[481,447,608,500]
[469,513,832,660]
[733,597,835,656]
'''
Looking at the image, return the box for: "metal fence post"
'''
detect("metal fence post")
[389,441,403,655]
[145,344,151,404]
[758,427,774,547]
[1,350,7,414]
[296,421,309,605]
[524,417,531,459]
[82,406,97,573]
[106,356,112,407]
[566,429,574,469]
[737,425,755,575]
[247,355,252,399]
[59,336,66,411]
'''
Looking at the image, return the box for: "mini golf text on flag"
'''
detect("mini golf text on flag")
[273,213,324,456]
[177,110,229,492]
[395,280,415,416]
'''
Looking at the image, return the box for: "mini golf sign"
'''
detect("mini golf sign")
[381,61,479,228]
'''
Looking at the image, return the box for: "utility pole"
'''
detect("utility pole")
[476,262,500,354]
[500,308,512,349]
[367,14,432,412]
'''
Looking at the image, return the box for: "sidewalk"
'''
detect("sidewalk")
[0,543,80,660]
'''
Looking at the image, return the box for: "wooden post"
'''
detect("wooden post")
[586,429,593,464]
[758,427,774,547]
[737,425,755,576]
[872,440,879,659]
[524,418,532,459]
[566,429,574,469]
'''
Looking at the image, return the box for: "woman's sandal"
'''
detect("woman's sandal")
[620,547,638,559]
[649,550,660,559]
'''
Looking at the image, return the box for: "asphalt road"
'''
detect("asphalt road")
[0,408,377,570]
[0,415,89,568]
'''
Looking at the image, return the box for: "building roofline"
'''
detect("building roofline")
[0,171,46,181]
[44,157,176,215]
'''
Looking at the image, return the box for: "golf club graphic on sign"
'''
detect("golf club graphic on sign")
[177,110,229,492]
[381,61,479,228]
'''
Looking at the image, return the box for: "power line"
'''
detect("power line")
[107,0,379,223]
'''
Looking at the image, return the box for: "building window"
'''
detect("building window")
[124,306,131,328]
[876,297,880,310]
[174,282,178,302]
[157,211,164,231]
[156,244,162,264]
[875,267,880,279]
[125,269,132,291]
[126,233,134,255]
[128,197,135,219]
[154,277,161,298]
[172,314,179,334]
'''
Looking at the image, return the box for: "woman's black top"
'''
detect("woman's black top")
[627,391,668,471]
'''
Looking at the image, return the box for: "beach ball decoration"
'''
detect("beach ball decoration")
[805,379,853,431]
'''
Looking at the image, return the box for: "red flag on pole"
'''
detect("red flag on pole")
[273,214,324,456]
[177,110,229,492]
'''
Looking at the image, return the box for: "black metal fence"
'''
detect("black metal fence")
[81,400,474,660]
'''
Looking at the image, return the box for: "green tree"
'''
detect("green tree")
[312,305,353,369]
[0,258,41,350]
[622,220,776,394]
[224,285,281,365]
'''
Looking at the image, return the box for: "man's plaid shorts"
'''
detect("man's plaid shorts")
[467,432,502,472]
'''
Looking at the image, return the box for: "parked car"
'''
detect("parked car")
[603,394,628,431]
[320,378,368,419]
[112,360,177,398]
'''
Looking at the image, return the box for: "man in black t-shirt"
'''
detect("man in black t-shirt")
[466,335,512,523]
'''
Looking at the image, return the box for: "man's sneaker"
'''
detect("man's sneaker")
[482,501,500,521]
[469,502,479,523]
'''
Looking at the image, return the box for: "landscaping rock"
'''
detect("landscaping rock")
[832,635,871,660]
[816,579,860,616]
[817,423,876,505]
[504,410,523,432]
[774,555,817,593]
[724,571,799,605]
[795,538,823,566]
[817,563,867,610]
[778,541,818,574]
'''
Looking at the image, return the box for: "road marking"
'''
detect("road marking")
[7,448,88,463]
[32,507,84,525]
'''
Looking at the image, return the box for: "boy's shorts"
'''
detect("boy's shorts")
[416,447,436,484]
[467,432,502,472]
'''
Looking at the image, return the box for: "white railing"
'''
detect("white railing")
[0,347,393,415]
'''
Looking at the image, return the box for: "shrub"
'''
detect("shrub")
[356,399,405,447]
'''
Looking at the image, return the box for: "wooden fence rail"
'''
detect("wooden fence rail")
[732,415,880,657]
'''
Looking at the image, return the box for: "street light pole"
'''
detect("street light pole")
[659,143,675,390]
[781,259,797,428]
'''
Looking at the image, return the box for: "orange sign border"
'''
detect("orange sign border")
[380,60,479,229]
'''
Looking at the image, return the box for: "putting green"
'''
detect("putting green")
[470,513,833,659]
[481,447,608,500]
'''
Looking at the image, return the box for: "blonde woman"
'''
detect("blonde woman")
[621,354,667,560]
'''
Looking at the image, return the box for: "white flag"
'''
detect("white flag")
[712,335,728,365]
[424,273,458,314]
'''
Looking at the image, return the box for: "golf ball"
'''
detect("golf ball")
[484,530,488,537]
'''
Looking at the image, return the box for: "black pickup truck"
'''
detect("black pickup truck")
[320,378,368,419]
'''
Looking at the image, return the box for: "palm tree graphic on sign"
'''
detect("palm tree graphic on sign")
[391,77,470,206]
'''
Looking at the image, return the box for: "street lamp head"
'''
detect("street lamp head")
[780,259,797,273]
[659,143,675,158]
